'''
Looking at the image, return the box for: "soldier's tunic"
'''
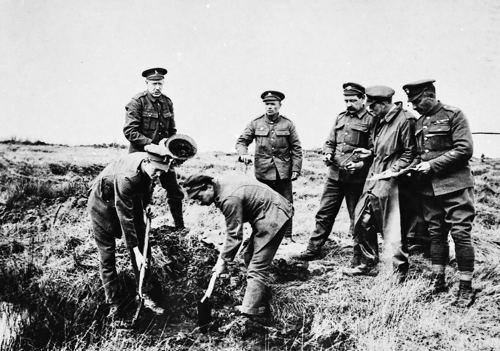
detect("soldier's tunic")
[123,91,184,225]
[353,103,417,272]
[307,108,374,254]
[87,153,153,304]
[124,91,176,152]
[214,175,293,315]
[415,102,475,273]
[236,114,302,237]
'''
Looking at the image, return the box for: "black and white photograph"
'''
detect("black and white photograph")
[1,0,499,350]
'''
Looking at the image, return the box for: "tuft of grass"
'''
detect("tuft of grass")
[4,178,87,210]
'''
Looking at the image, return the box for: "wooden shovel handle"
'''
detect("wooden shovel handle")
[200,272,218,302]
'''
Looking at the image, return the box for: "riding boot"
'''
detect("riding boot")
[167,199,184,229]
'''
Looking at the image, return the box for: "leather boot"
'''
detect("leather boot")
[429,273,447,294]
[351,246,362,267]
[343,263,378,277]
[167,199,185,229]
[292,249,321,261]
[452,281,475,308]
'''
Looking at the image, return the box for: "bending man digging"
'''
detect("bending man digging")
[88,143,172,318]
[183,174,293,326]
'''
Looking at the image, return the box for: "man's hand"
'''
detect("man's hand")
[133,246,145,271]
[414,161,431,174]
[291,171,299,181]
[145,205,154,219]
[345,161,363,174]
[213,257,227,277]
[238,154,253,165]
[323,153,333,166]
[353,148,372,160]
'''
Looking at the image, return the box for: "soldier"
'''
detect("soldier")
[88,144,171,318]
[235,90,302,238]
[295,83,375,264]
[403,79,476,307]
[343,86,416,279]
[123,67,185,230]
[183,174,293,323]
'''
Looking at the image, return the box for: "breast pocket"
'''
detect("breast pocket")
[275,128,290,145]
[346,123,369,146]
[255,126,270,137]
[426,123,452,151]
[141,109,159,132]
[161,111,172,130]
[254,126,270,151]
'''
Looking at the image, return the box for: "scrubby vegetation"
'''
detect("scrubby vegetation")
[1,144,499,350]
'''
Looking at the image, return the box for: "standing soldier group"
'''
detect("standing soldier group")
[88,68,477,328]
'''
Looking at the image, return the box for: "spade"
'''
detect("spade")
[197,272,218,332]
[132,213,152,327]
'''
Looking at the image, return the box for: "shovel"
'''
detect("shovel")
[197,271,218,332]
[132,214,152,326]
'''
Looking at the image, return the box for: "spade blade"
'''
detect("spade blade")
[197,299,212,333]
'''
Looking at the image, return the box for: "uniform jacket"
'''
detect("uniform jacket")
[88,152,153,248]
[365,102,417,195]
[124,91,177,153]
[214,175,294,262]
[323,107,375,183]
[236,114,303,181]
[415,101,474,196]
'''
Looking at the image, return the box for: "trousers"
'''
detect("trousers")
[239,220,290,315]
[421,187,475,272]
[307,177,364,252]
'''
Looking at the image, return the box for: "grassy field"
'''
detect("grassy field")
[0,143,499,350]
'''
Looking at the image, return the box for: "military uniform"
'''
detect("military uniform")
[414,101,475,273]
[402,79,475,306]
[236,91,302,237]
[185,174,293,316]
[306,106,374,257]
[87,152,154,305]
[236,113,303,182]
[124,91,176,153]
[123,68,184,228]
[351,88,417,274]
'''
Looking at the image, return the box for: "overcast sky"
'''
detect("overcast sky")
[1,0,499,156]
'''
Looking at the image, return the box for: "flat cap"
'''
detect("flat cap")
[365,85,395,104]
[142,67,168,81]
[261,90,285,102]
[343,82,365,96]
[402,79,436,102]
[183,174,214,198]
